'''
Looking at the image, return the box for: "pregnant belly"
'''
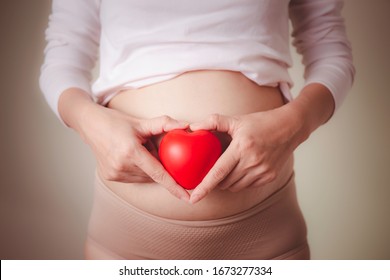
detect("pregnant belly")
[104,70,294,220]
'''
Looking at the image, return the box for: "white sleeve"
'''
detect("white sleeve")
[39,0,100,123]
[289,0,355,112]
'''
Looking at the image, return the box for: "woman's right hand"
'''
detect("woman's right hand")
[59,89,190,201]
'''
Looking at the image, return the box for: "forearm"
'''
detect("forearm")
[286,83,336,148]
[58,88,100,132]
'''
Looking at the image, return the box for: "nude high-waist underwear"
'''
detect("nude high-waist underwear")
[85,172,310,260]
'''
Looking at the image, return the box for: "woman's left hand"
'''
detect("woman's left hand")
[189,105,307,204]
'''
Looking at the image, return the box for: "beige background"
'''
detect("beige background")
[1,0,389,259]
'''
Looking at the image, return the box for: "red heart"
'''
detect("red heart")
[159,129,222,190]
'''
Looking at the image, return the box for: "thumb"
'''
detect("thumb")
[190,114,235,134]
[139,115,188,137]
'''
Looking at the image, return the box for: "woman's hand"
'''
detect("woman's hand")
[59,88,190,201]
[188,105,307,204]
[188,84,335,204]
[83,106,190,200]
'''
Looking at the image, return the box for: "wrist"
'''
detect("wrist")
[58,88,99,132]
[287,83,335,142]
[276,100,310,152]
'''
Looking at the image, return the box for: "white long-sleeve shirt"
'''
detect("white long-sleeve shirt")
[40,0,355,121]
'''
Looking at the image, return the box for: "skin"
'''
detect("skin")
[189,83,334,203]
[58,82,334,204]
[59,88,191,202]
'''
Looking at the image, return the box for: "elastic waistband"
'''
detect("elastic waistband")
[94,171,295,227]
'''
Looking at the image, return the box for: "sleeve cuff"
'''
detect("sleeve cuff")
[39,66,93,126]
[303,62,355,113]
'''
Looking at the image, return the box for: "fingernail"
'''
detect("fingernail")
[179,121,190,127]
[189,123,199,130]
[190,194,202,204]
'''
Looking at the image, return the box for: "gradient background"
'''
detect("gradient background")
[1,0,389,260]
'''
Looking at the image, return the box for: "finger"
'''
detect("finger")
[189,146,239,204]
[190,114,236,134]
[221,162,269,192]
[144,139,159,158]
[219,155,252,190]
[226,171,257,193]
[218,162,247,190]
[114,173,154,183]
[139,115,188,137]
[100,162,153,183]
[228,170,275,192]
[124,174,154,183]
[134,145,190,202]
[124,164,155,182]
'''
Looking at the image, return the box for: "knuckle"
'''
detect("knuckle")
[112,160,127,173]
[124,141,138,157]
[261,169,277,184]
[211,166,226,182]
[260,162,272,173]
[209,113,220,123]
[239,136,256,152]
[267,170,277,182]
[104,168,121,181]
[166,185,182,198]
[149,170,167,183]
[159,115,172,123]
[247,152,262,167]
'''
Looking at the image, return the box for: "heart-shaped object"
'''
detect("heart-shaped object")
[159,129,222,190]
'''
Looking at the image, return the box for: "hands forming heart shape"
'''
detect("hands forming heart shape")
[159,129,222,190]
